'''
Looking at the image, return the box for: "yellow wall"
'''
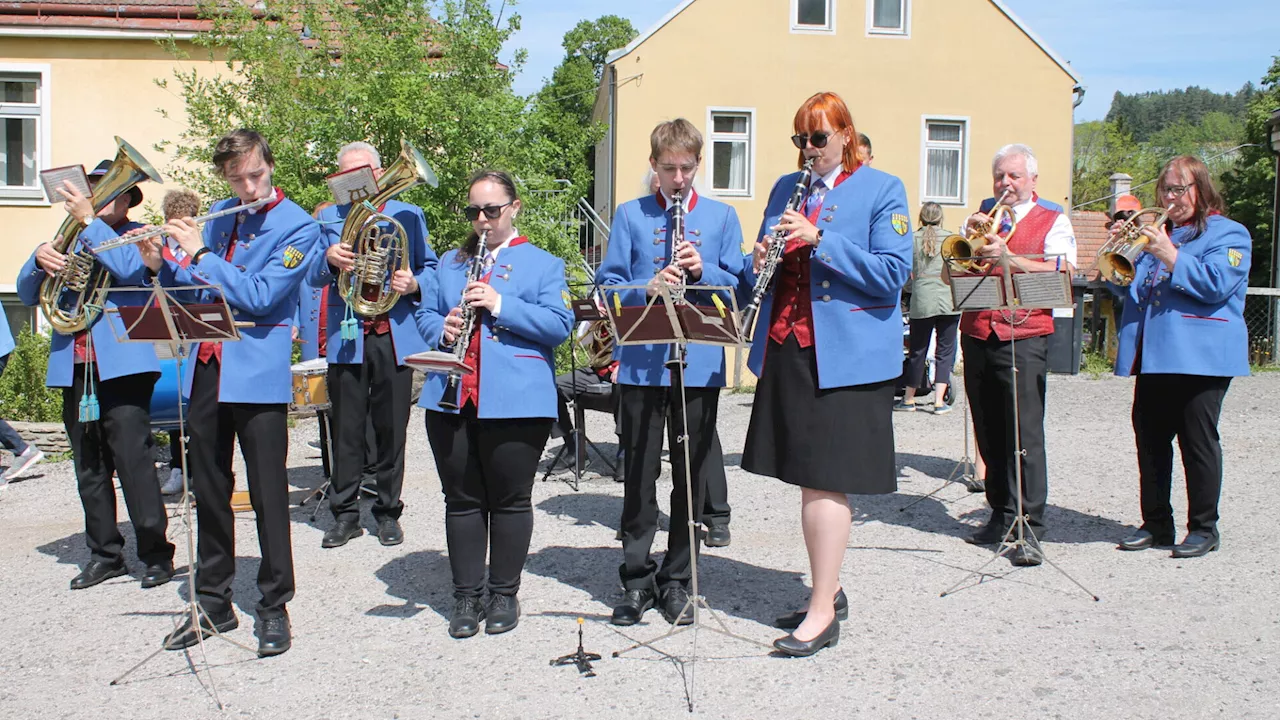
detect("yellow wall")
[604,0,1077,246]
[0,37,222,288]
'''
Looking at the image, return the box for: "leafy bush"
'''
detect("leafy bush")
[0,328,61,423]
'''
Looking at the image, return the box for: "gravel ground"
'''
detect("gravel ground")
[1,374,1278,720]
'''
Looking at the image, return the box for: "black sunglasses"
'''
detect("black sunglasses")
[790,132,830,150]
[463,201,513,222]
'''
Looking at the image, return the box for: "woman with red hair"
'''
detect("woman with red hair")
[741,91,912,656]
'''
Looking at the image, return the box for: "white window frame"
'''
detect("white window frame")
[706,107,756,199]
[0,64,52,206]
[790,0,836,35]
[919,116,970,206]
[866,0,911,38]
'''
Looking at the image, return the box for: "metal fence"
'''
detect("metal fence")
[524,187,611,269]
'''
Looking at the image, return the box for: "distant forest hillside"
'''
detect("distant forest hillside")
[1105,84,1257,142]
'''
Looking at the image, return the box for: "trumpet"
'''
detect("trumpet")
[438,231,487,411]
[90,196,273,254]
[1095,205,1173,286]
[740,157,815,341]
[942,191,1017,271]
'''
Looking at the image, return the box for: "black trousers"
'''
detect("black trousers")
[425,408,551,597]
[962,333,1050,532]
[188,359,293,618]
[327,331,413,522]
[64,368,173,567]
[905,314,960,390]
[617,384,723,590]
[1132,374,1230,538]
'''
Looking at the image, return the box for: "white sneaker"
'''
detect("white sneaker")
[160,468,185,495]
[2,446,45,481]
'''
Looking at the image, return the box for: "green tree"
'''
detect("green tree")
[0,328,60,424]
[1220,56,1280,288]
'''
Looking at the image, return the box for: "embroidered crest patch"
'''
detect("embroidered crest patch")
[1227,248,1243,267]
[891,213,909,235]
[282,245,305,269]
[561,290,572,309]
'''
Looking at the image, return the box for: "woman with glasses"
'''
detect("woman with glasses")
[1111,156,1250,559]
[415,169,572,638]
[741,91,911,657]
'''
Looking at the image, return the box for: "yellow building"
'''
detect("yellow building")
[0,1,214,333]
[593,0,1083,243]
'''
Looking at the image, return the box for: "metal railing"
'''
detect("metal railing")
[524,187,611,269]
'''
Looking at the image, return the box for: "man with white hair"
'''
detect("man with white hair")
[307,141,438,548]
[954,143,1075,566]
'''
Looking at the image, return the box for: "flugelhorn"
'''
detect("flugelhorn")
[39,137,163,334]
[438,231,487,411]
[1095,206,1173,286]
[90,196,273,254]
[942,191,1017,272]
[740,157,815,341]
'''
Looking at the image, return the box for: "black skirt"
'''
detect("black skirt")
[742,335,897,494]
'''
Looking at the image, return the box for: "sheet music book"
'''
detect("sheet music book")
[113,302,240,343]
[404,350,473,375]
[326,166,379,206]
[607,285,742,348]
[1012,271,1072,309]
[39,165,91,204]
[949,274,1007,311]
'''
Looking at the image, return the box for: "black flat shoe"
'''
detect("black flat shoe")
[70,560,127,590]
[321,519,364,548]
[1171,533,1220,558]
[163,608,239,650]
[140,562,174,589]
[773,618,840,658]
[376,517,404,547]
[775,587,849,630]
[610,588,656,626]
[485,594,520,635]
[257,613,291,657]
[449,596,486,639]
[705,524,731,548]
[1117,529,1174,551]
[660,585,694,626]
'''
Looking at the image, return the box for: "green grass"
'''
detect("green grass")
[1080,350,1115,379]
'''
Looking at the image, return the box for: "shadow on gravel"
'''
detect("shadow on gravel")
[525,545,803,628]
[286,464,328,508]
[370,550,455,620]
[536,493,671,533]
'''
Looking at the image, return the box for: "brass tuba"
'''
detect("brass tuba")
[941,198,1017,272]
[1094,206,1173,286]
[39,137,163,334]
[336,139,439,317]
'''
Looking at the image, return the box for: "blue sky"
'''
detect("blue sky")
[493,0,1280,121]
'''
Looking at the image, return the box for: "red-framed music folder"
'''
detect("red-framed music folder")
[605,284,742,347]
[113,298,240,344]
[404,350,473,375]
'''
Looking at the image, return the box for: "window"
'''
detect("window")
[708,109,754,197]
[791,0,834,33]
[921,118,968,204]
[868,0,910,36]
[0,66,50,205]
[1,295,34,339]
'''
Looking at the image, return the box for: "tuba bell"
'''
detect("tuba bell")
[336,139,439,317]
[1094,206,1173,286]
[39,137,163,334]
[941,197,1017,272]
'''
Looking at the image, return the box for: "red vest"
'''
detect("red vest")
[769,169,854,346]
[959,200,1058,341]
[460,236,529,410]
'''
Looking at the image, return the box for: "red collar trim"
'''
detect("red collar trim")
[1175,209,1221,228]
[508,235,529,248]
[654,188,699,212]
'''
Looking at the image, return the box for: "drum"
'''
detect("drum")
[290,358,330,413]
[149,357,188,430]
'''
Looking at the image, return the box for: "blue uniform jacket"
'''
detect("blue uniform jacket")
[1111,214,1251,377]
[307,200,438,365]
[744,167,912,389]
[159,196,321,404]
[415,242,572,419]
[295,284,324,362]
[16,220,160,387]
[0,301,13,359]
[597,194,745,387]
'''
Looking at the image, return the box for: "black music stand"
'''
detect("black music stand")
[104,285,257,708]
[938,253,1099,602]
[603,280,768,711]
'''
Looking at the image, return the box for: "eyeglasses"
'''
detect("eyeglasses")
[790,132,831,149]
[1162,184,1192,199]
[657,163,698,175]
[463,201,513,221]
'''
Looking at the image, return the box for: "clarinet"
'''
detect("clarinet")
[669,190,688,303]
[438,231,488,410]
[740,157,815,341]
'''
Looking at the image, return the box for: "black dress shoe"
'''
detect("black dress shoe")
[70,560,127,590]
[163,608,239,650]
[449,596,486,639]
[775,587,850,630]
[964,523,1008,546]
[321,519,364,548]
[140,562,174,588]
[610,588,656,626]
[773,617,840,657]
[705,524,731,548]
[257,613,291,657]
[1172,533,1220,558]
[376,517,404,546]
[1117,529,1174,551]
[485,594,520,635]
[660,585,694,626]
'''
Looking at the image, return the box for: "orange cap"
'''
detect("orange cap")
[1114,194,1141,212]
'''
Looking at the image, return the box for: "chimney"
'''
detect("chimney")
[1108,173,1133,215]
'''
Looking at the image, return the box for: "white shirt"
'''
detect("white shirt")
[246,187,280,214]
[1008,196,1078,317]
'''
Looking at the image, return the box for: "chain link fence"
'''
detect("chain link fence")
[1243,288,1279,367]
